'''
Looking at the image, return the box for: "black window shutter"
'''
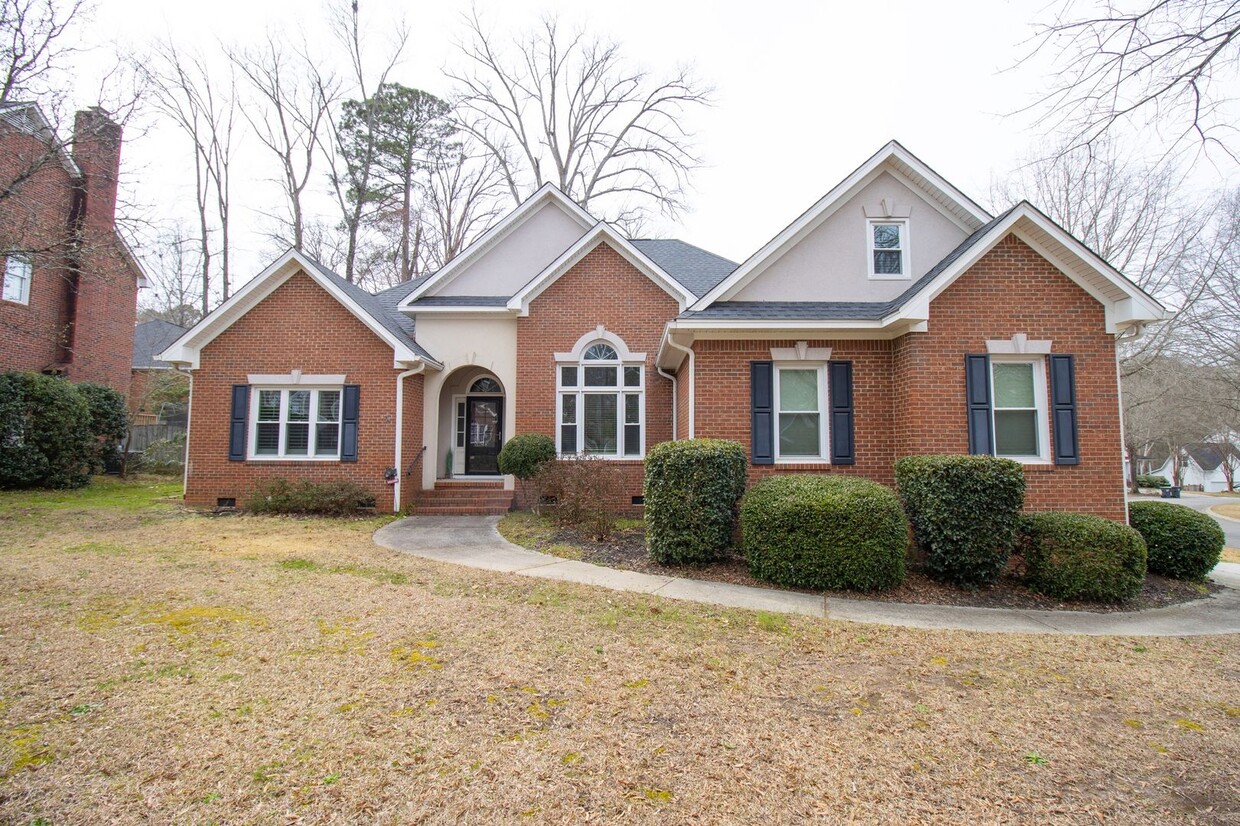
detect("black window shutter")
[1049,354,1080,465]
[341,384,361,463]
[750,361,774,465]
[965,354,994,455]
[828,360,855,464]
[228,384,248,461]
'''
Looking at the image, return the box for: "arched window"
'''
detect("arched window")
[470,376,502,394]
[556,336,643,458]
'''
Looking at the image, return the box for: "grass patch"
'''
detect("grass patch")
[1211,503,1240,520]
[1220,548,1240,564]
[277,558,408,585]
[495,512,556,548]
[0,476,181,513]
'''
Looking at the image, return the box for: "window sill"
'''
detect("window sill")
[247,456,342,462]
[558,455,644,462]
[866,274,911,281]
[771,459,832,467]
[0,298,30,307]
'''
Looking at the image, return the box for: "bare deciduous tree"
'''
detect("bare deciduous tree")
[138,223,203,328]
[448,13,712,228]
[0,0,84,106]
[1024,0,1240,159]
[230,33,338,253]
[143,42,238,314]
[320,0,407,282]
[421,147,505,271]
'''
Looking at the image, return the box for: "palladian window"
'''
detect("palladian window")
[557,339,644,458]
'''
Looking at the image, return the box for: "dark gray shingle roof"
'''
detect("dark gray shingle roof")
[133,319,188,368]
[406,295,510,307]
[678,206,1019,322]
[629,238,738,298]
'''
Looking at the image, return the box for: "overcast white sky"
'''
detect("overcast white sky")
[70,0,1239,287]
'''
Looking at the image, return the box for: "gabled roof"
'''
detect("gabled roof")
[399,183,595,307]
[133,319,188,368]
[507,223,697,315]
[692,140,994,309]
[672,202,1165,333]
[159,249,439,370]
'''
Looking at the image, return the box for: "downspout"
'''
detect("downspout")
[655,363,678,441]
[393,362,426,513]
[1113,323,1146,522]
[173,365,193,498]
[662,334,695,438]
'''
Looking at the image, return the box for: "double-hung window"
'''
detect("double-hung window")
[251,387,342,459]
[774,364,827,460]
[991,359,1048,461]
[867,220,908,279]
[557,341,643,458]
[2,253,32,304]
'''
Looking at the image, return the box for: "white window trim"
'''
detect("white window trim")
[773,362,830,463]
[866,218,911,280]
[989,356,1051,464]
[247,386,343,461]
[2,253,32,305]
[555,339,646,460]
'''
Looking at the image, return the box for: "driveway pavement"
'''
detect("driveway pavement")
[375,516,1240,637]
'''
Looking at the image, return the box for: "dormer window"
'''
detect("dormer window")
[868,219,909,279]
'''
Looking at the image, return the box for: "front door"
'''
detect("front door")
[464,397,503,474]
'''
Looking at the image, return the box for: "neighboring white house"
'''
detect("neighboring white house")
[1141,438,1239,493]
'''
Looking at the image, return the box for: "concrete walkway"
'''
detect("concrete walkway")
[373,516,1240,637]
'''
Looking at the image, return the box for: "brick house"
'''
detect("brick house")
[0,103,145,395]
[160,142,1164,519]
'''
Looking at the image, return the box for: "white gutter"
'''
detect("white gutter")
[662,335,695,438]
[393,363,426,512]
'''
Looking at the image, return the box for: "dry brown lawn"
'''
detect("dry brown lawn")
[1213,503,1240,521]
[1,479,1239,824]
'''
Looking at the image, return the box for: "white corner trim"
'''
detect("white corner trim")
[555,325,646,362]
[770,341,832,361]
[248,371,347,386]
[986,334,1051,355]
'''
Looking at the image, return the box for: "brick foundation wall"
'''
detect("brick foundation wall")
[185,271,424,513]
[891,234,1126,520]
[515,242,678,514]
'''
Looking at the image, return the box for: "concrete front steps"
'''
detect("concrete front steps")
[408,480,514,515]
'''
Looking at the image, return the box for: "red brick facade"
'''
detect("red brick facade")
[0,107,140,394]
[688,234,1126,520]
[184,271,424,513]
[515,242,679,514]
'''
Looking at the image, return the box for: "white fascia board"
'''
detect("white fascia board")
[690,140,994,310]
[405,305,518,315]
[157,248,433,370]
[507,223,694,315]
[399,184,596,307]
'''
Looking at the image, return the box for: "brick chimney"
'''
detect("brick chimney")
[71,107,122,233]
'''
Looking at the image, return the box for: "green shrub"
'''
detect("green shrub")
[1128,501,1224,581]
[76,382,129,472]
[740,475,908,591]
[537,456,621,539]
[1136,474,1170,489]
[246,478,377,516]
[644,439,747,565]
[1017,512,1147,602]
[0,372,95,489]
[895,455,1026,587]
[498,434,556,480]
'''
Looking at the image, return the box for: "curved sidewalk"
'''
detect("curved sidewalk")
[374,516,1240,637]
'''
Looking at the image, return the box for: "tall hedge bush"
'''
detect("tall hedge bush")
[895,455,1026,587]
[644,439,747,564]
[0,372,95,489]
[77,382,129,471]
[740,475,908,591]
[1128,501,1224,581]
[1018,512,1147,602]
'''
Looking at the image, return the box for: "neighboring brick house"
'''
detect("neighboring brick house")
[0,103,145,395]
[160,142,1164,519]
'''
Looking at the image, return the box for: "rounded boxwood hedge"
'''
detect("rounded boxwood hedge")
[894,455,1026,587]
[0,372,95,490]
[644,439,747,564]
[498,433,557,480]
[1128,500,1224,581]
[740,475,908,591]
[1017,512,1147,602]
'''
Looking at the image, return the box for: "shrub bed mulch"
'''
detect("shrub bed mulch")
[527,520,1223,614]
